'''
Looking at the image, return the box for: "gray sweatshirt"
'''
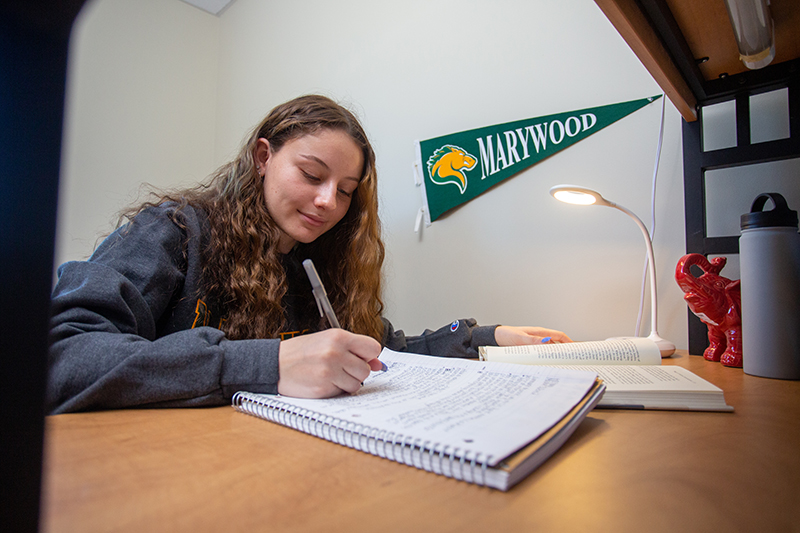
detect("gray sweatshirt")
[47,204,497,414]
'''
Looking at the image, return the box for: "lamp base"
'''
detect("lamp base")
[606,334,676,358]
[647,332,676,357]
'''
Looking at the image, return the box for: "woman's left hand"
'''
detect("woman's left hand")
[494,326,572,346]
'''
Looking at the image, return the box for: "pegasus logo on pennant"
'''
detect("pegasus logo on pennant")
[426,145,477,194]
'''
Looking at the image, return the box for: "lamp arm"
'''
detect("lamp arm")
[611,203,658,338]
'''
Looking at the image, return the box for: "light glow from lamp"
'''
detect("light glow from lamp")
[552,186,612,207]
[550,184,676,357]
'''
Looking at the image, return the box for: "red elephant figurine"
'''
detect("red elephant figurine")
[675,254,742,367]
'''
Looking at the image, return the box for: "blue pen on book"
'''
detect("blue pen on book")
[302,259,387,372]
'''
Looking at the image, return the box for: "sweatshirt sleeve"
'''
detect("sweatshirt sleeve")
[381,318,498,358]
[46,206,280,414]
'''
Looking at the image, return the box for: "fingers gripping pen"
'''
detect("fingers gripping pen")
[302,258,387,372]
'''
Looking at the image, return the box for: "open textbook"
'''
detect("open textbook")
[234,349,605,491]
[479,338,732,412]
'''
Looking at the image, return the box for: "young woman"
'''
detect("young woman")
[47,95,570,414]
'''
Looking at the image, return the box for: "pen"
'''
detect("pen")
[302,259,387,372]
[302,258,341,329]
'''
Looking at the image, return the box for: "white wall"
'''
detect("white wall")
[57,0,220,262]
[58,0,690,348]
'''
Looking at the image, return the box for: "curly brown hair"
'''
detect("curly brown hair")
[123,95,385,342]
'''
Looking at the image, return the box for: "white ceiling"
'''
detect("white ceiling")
[180,0,236,16]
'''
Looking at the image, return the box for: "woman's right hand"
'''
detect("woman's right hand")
[277,328,383,398]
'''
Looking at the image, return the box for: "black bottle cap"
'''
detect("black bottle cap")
[740,193,798,230]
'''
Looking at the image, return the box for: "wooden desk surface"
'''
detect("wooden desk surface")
[41,352,800,533]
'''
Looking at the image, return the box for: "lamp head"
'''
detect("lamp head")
[549,185,615,208]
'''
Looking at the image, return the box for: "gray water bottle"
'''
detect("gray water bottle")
[739,192,800,379]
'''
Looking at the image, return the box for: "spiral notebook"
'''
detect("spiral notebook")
[233,349,605,491]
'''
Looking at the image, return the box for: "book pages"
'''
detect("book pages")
[480,337,662,366]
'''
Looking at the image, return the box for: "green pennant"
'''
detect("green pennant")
[415,95,662,223]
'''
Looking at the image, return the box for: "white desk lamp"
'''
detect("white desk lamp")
[550,184,676,357]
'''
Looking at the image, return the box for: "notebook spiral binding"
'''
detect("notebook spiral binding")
[232,391,493,486]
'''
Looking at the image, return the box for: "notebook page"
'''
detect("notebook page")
[261,348,598,465]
